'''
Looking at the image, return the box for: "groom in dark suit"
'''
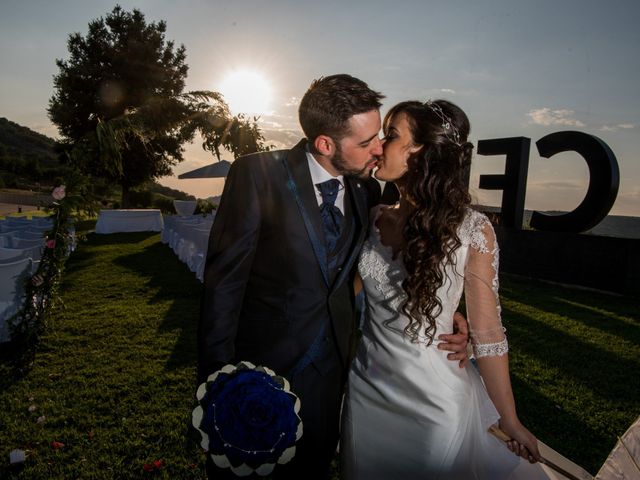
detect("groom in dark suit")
[198,74,468,479]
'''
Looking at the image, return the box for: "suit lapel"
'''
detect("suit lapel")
[283,140,330,288]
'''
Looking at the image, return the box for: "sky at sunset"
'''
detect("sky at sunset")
[1,0,638,216]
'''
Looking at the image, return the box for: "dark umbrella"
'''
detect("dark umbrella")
[178,160,232,179]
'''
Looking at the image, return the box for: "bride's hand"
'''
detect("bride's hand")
[499,418,542,463]
[437,312,470,368]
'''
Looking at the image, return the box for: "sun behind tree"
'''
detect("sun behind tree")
[218,69,273,116]
[48,6,270,207]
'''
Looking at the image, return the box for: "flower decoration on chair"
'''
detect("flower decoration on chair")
[192,361,303,477]
[8,171,94,369]
[52,185,66,201]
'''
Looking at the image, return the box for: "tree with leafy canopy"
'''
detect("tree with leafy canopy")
[49,5,269,207]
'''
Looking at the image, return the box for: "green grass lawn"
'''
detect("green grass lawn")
[0,231,205,479]
[500,275,640,474]
[0,231,638,478]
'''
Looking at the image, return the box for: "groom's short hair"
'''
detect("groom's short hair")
[299,74,384,144]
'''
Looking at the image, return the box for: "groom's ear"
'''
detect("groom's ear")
[313,135,335,156]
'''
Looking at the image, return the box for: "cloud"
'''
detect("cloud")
[600,123,636,132]
[440,88,456,94]
[528,180,585,191]
[257,118,283,129]
[285,96,301,107]
[32,123,59,138]
[262,128,303,150]
[527,108,585,127]
[610,189,640,216]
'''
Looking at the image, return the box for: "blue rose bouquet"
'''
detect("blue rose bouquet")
[192,361,303,477]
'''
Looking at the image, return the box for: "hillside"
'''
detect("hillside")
[0,119,196,204]
[0,117,58,167]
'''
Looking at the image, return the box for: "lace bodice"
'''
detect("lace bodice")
[358,206,508,358]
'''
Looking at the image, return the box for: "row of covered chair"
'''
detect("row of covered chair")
[1,217,52,262]
[1,216,53,250]
[0,215,53,230]
[0,257,40,343]
[1,216,57,343]
[161,214,214,282]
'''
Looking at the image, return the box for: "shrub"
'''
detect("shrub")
[151,193,176,214]
[129,189,153,208]
[194,198,216,215]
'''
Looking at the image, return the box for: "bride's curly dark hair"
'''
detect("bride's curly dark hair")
[384,100,473,344]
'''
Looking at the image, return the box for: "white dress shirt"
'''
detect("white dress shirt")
[306,149,345,215]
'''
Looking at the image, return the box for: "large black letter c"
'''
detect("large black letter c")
[530,131,619,232]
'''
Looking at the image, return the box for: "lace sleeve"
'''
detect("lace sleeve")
[464,216,508,358]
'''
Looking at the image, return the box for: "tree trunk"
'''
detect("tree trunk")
[121,183,130,208]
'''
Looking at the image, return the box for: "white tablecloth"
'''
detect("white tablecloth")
[95,209,164,234]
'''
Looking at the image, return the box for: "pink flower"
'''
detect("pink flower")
[51,441,65,449]
[46,239,56,249]
[52,185,66,201]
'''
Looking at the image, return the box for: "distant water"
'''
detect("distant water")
[580,215,639,239]
[477,206,640,239]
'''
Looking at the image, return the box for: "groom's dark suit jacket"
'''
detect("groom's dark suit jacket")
[197,139,379,478]
[198,139,378,380]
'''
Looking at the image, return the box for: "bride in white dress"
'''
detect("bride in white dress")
[341,100,550,479]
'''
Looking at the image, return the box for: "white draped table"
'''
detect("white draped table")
[95,209,164,234]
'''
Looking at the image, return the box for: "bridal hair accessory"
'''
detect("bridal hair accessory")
[192,361,303,477]
[424,100,461,145]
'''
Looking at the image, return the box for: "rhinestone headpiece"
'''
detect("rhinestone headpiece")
[424,100,461,145]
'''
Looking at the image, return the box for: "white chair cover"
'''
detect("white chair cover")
[0,223,30,233]
[0,231,32,248]
[160,214,213,282]
[0,247,27,263]
[4,216,29,225]
[10,237,44,249]
[0,233,11,248]
[15,230,44,240]
[0,257,32,343]
[0,245,40,262]
[31,217,54,227]
[192,229,211,281]
[174,200,198,216]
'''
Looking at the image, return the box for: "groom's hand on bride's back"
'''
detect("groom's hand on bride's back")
[437,312,470,368]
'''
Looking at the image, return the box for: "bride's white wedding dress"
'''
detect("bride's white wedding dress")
[341,206,550,479]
